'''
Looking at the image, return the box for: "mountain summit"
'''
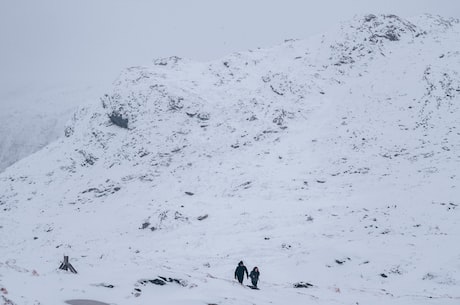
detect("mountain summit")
[1,14,459,305]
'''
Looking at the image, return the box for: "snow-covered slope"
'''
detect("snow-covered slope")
[1,14,460,305]
[0,85,103,172]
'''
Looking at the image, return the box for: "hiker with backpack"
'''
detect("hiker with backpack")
[234,261,249,284]
[249,266,260,288]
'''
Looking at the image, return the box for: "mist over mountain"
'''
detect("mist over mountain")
[0,85,105,172]
[1,14,459,305]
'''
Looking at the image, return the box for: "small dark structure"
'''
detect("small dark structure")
[59,255,78,274]
[109,111,128,128]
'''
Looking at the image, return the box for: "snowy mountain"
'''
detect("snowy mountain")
[1,14,460,305]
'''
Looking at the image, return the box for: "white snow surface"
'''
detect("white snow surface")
[1,14,460,305]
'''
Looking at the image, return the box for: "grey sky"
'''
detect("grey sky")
[1,0,459,94]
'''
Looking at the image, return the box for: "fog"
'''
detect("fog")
[1,0,459,95]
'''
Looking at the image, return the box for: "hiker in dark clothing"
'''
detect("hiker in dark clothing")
[234,261,249,284]
[249,267,260,287]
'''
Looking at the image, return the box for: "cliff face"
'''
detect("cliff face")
[0,14,459,305]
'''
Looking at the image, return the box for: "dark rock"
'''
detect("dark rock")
[197,214,208,221]
[82,188,99,194]
[293,282,314,288]
[139,277,188,287]
[97,283,114,288]
[140,222,150,229]
[158,276,188,287]
[383,31,399,41]
[185,191,194,196]
[423,273,435,280]
[380,273,388,278]
[197,113,210,121]
[364,14,377,22]
[64,126,74,137]
[281,243,291,249]
[153,56,182,66]
[273,110,287,126]
[239,181,252,189]
[78,150,98,166]
[174,211,187,220]
[270,85,284,96]
[168,97,184,111]
[140,279,166,286]
[151,279,166,285]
